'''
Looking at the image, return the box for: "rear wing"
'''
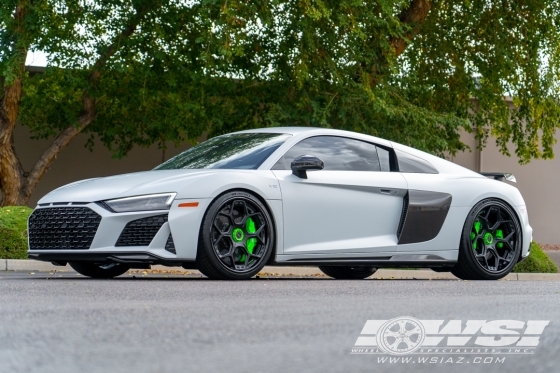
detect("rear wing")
[480,172,516,183]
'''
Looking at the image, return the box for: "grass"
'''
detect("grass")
[513,242,558,273]
[0,206,33,259]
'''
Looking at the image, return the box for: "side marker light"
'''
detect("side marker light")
[178,202,199,208]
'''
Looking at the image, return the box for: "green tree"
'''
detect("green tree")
[1,0,559,206]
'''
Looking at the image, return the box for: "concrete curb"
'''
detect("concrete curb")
[4,259,560,280]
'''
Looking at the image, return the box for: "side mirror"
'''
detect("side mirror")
[291,155,324,179]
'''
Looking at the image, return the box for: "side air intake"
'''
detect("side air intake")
[116,214,168,246]
[397,193,409,239]
[165,234,176,254]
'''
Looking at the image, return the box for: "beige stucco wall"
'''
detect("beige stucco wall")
[14,125,193,207]
[450,132,560,244]
[11,124,560,244]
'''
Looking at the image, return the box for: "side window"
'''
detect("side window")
[272,136,381,171]
[377,147,391,172]
[396,150,438,174]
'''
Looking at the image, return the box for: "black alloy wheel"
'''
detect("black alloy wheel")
[452,199,522,280]
[68,262,130,279]
[318,266,377,279]
[196,191,274,280]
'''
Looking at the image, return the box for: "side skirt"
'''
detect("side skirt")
[275,253,457,268]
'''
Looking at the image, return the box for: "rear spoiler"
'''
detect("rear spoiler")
[480,172,516,183]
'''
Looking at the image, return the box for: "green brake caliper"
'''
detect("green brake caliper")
[234,218,257,264]
[496,229,504,249]
[471,219,482,250]
[246,218,257,254]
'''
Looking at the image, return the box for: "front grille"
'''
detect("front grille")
[397,193,409,239]
[165,233,176,254]
[116,214,168,247]
[28,207,101,250]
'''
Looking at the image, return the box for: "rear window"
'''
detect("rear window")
[396,150,438,174]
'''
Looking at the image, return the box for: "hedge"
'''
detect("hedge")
[513,242,558,273]
[0,206,33,259]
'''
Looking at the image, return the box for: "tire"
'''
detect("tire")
[431,267,452,273]
[452,198,522,280]
[318,266,377,279]
[69,262,130,279]
[196,190,275,280]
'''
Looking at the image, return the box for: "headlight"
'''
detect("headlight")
[104,193,177,213]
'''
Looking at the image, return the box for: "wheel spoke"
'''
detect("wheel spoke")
[212,233,225,246]
[246,224,266,243]
[389,338,402,350]
[405,326,421,336]
[213,219,230,234]
[385,330,401,338]
[401,337,415,349]
[398,320,407,333]
[495,231,514,243]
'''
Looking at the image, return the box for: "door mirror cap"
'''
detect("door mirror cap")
[291,155,324,179]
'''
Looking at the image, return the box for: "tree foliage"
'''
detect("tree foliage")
[1,0,560,205]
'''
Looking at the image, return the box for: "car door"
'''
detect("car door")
[271,136,407,255]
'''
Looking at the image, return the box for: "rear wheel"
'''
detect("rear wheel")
[452,199,522,280]
[196,191,274,280]
[69,262,130,279]
[319,266,377,279]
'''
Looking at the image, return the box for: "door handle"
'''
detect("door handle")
[379,188,394,195]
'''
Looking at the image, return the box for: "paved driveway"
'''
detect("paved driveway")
[1,272,559,373]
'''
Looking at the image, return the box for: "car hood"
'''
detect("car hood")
[38,169,219,204]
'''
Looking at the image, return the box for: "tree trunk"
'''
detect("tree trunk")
[367,0,431,88]
[0,62,27,206]
[0,3,152,207]
[0,1,31,206]
[391,0,432,57]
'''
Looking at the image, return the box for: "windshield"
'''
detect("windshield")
[154,133,291,170]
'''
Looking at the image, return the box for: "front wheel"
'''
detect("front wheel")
[319,266,377,279]
[69,262,130,279]
[196,191,275,280]
[452,199,522,280]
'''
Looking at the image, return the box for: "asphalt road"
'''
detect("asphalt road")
[1,271,559,373]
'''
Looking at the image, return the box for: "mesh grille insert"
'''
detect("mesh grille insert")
[28,207,101,250]
[116,214,168,247]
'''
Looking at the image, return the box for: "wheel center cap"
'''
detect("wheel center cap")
[484,232,494,245]
[232,228,244,242]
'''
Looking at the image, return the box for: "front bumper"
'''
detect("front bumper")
[27,199,209,263]
[517,205,533,262]
[27,251,193,268]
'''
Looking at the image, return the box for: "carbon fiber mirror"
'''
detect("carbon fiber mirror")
[291,155,324,179]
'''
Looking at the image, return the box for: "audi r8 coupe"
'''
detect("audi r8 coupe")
[27,127,532,280]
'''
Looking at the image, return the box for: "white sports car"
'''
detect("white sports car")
[27,127,532,280]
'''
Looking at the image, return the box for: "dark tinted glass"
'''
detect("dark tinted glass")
[273,136,381,171]
[377,147,391,172]
[155,133,291,170]
[396,150,438,174]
